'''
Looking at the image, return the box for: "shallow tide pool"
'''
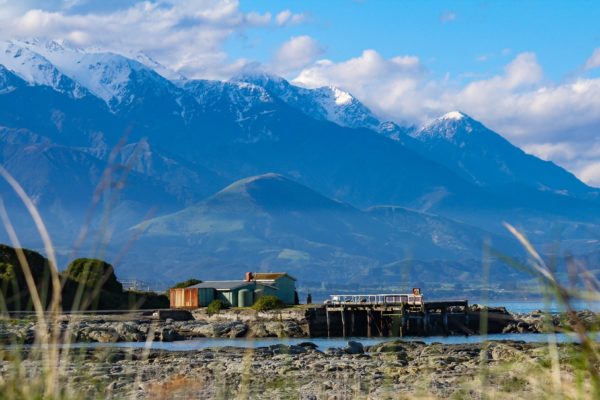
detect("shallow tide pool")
[64,332,598,352]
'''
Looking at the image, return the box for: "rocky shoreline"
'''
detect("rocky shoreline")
[0,308,309,344]
[1,339,595,398]
[1,306,598,398]
[0,306,597,345]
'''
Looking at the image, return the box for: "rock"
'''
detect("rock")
[298,342,318,349]
[325,348,345,356]
[87,329,120,343]
[267,344,306,355]
[157,310,193,321]
[366,340,407,353]
[114,322,145,342]
[344,341,364,355]
[490,343,526,362]
[160,328,182,342]
[228,323,248,338]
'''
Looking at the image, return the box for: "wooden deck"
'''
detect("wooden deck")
[308,294,470,337]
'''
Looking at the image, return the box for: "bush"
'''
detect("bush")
[63,258,123,294]
[252,295,284,311]
[127,290,170,309]
[0,245,55,311]
[206,299,228,315]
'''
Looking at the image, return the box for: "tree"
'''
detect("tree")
[63,258,123,294]
[0,244,54,311]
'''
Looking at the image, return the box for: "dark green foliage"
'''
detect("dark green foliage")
[252,295,284,311]
[64,258,123,294]
[0,244,54,311]
[0,243,166,311]
[206,299,228,315]
[127,290,169,309]
[0,263,15,281]
[61,258,124,310]
[171,278,202,289]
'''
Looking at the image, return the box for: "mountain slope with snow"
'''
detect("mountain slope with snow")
[0,39,182,110]
[0,39,599,282]
[233,73,385,131]
[0,40,89,98]
[410,111,596,199]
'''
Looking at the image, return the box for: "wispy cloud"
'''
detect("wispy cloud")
[584,47,600,70]
[439,11,457,23]
[1,1,599,186]
[293,49,600,186]
[0,0,307,80]
[272,35,324,74]
[275,10,308,26]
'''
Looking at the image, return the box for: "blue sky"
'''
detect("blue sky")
[0,0,599,185]
[235,0,600,81]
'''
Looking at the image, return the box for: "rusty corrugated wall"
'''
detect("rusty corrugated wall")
[170,288,199,308]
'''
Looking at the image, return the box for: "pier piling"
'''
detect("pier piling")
[308,294,470,338]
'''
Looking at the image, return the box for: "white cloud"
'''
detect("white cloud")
[579,161,600,186]
[440,11,456,23]
[275,10,307,26]
[294,49,426,122]
[523,142,579,162]
[524,140,600,186]
[584,47,600,70]
[0,0,293,79]
[0,2,599,187]
[272,35,324,74]
[293,50,600,187]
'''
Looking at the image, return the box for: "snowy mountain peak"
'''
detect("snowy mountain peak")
[0,39,175,107]
[412,111,482,142]
[329,86,354,106]
[0,39,404,134]
[234,73,382,130]
[440,111,467,121]
[0,40,88,98]
[231,72,287,87]
[306,85,381,129]
[130,51,185,81]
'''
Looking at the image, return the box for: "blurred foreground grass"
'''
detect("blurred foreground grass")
[0,162,598,399]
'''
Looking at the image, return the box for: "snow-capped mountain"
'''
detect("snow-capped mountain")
[410,111,595,198]
[232,73,385,131]
[417,111,475,142]
[0,40,89,98]
[0,39,400,133]
[182,79,277,117]
[1,39,600,282]
[0,39,180,110]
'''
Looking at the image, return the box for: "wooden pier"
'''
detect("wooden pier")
[306,293,472,337]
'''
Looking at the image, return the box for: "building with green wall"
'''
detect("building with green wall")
[182,272,297,308]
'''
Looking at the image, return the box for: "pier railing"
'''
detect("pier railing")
[325,293,423,306]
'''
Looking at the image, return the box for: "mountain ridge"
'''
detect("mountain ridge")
[130,173,520,283]
[0,38,598,283]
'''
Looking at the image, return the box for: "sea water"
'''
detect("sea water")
[64,331,599,352]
